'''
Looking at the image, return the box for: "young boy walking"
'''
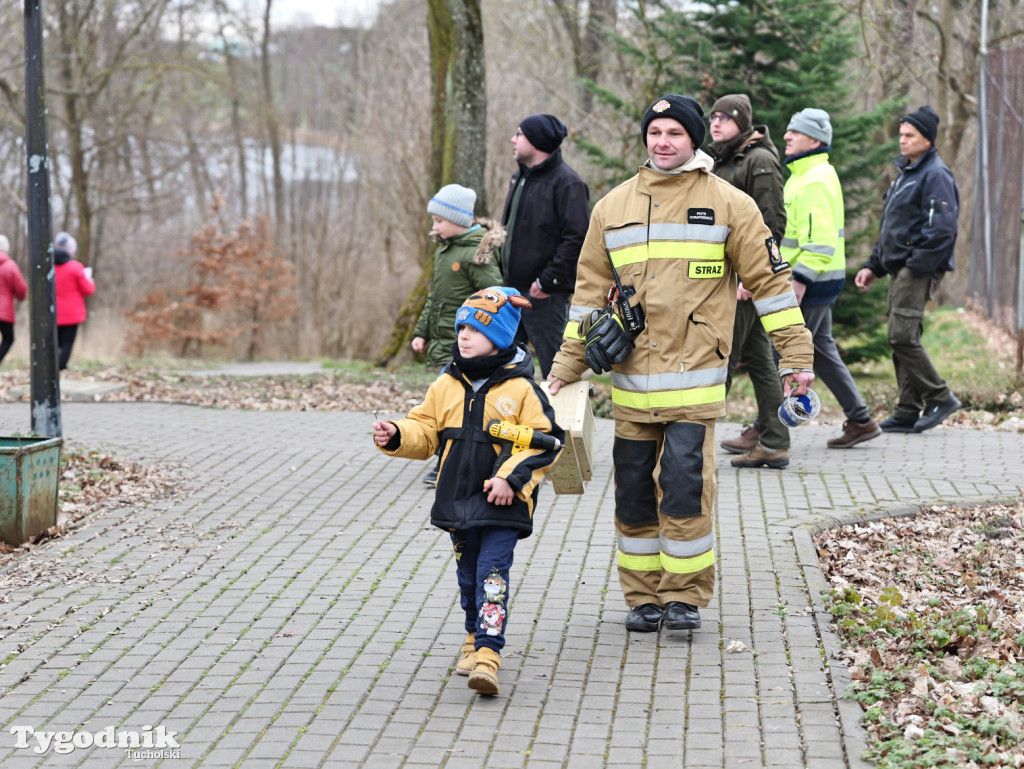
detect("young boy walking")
[412,183,505,485]
[373,287,563,696]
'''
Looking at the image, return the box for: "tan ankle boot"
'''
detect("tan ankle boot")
[468,647,501,695]
[456,634,476,676]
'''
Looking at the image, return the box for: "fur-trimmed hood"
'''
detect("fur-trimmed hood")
[431,217,506,265]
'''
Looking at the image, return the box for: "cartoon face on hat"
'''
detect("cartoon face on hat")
[454,287,532,351]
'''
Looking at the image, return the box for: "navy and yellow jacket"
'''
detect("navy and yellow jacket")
[376,345,563,538]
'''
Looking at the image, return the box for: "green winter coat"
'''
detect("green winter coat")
[414,218,505,367]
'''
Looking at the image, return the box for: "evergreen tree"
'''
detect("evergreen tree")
[578,0,898,359]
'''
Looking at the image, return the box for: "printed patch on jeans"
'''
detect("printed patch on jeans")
[688,208,715,225]
[480,603,506,636]
[688,262,724,279]
[483,571,507,603]
[480,570,508,636]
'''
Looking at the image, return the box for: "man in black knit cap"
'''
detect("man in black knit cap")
[855,106,961,433]
[501,114,590,379]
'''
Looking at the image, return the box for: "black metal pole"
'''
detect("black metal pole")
[24,0,62,438]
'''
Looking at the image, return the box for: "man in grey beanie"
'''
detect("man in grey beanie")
[781,109,882,449]
[855,106,960,433]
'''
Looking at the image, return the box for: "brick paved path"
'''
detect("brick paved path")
[0,402,1021,768]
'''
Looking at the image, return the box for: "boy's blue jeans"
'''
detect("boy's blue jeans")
[449,527,519,653]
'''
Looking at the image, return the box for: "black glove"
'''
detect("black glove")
[583,310,633,374]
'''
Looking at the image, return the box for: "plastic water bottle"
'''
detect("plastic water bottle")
[778,388,821,427]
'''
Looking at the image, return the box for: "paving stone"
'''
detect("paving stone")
[0,403,1018,769]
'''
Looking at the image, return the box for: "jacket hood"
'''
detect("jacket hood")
[431,217,506,266]
[708,124,779,162]
[641,148,715,176]
[446,342,535,386]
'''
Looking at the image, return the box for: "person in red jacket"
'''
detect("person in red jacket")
[53,232,96,370]
[0,234,28,365]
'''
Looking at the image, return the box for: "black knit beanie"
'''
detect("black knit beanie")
[901,105,939,144]
[641,94,706,148]
[519,114,568,153]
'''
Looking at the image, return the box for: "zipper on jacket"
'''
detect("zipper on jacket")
[928,198,935,227]
[808,212,812,241]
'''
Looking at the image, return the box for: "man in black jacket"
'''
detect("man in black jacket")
[501,114,590,378]
[855,106,961,433]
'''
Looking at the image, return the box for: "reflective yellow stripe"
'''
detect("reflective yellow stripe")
[661,548,715,574]
[650,242,724,260]
[760,307,805,333]
[563,319,584,341]
[617,550,662,572]
[609,242,726,268]
[609,244,646,268]
[612,384,725,409]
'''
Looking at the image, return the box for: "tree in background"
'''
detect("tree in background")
[578,0,897,359]
[376,0,489,365]
[125,197,296,359]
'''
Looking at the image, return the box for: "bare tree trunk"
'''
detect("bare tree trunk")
[58,5,92,266]
[579,0,616,114]
[262,0,285,236]
[377,0,488,365]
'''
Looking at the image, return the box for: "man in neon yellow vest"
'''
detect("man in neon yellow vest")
[781,109,881,449]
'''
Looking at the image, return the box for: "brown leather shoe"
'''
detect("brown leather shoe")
[827,419,882,448]
[720,424,759,454]
[730,443,789,469]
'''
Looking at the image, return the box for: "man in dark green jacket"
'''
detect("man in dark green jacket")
[707,94,791,468]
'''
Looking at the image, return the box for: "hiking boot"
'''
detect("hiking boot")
[663,601,701,630]
[730,443,789,469]
[880,415,917,433]
[624,603,664,632]
[827,419,882,448]
[468,647,501,696]
[456,633,476,676]
[914,394,961,432]
[720,424,759,454]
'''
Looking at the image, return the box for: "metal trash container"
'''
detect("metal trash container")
[0,437,63,546]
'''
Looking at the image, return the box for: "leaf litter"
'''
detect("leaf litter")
[816,501,1024,768]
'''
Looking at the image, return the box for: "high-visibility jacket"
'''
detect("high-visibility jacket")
[549,152,814,424]
[781,151,846,307]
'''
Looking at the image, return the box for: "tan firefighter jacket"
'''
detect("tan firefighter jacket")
[549,151,814,424]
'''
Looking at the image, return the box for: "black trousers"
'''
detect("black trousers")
[57,324,79,370]
[0,321,13,364]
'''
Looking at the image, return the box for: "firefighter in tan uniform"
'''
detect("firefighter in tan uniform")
[548,94,816,633]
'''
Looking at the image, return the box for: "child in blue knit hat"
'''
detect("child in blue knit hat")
[373,287,563,697]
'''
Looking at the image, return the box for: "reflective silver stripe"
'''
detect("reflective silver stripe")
[780,237,799,248]
[649,222,730,243]
[605,227,649,250]
[838,228,845,237]
[792,264,846,283]
[604,222,731,249]
[753,292,798,315]
[612,366,728,392]
[569,304,601,322]
[660,533,715,559]
[618,535,660,554]
[801,243,836,256]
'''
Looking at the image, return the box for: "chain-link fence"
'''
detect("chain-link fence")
[970,42,1024,370]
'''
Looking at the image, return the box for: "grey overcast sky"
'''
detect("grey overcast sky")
[273,0,380,28]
